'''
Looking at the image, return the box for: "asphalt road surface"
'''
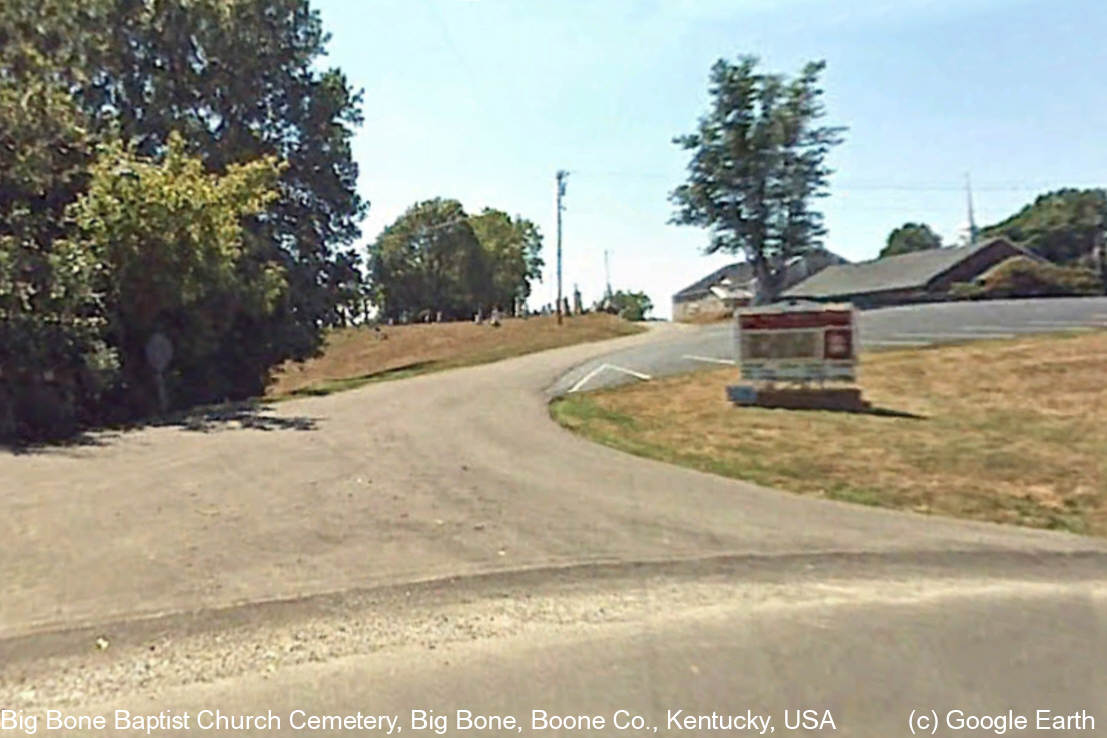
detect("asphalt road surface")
[2,297,1106,737]
[551,296,1107,394]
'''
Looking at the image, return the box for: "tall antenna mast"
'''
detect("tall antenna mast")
[966,172,978,246]
[604,249,612,298]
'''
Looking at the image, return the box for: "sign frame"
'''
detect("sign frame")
[734,303,857,383]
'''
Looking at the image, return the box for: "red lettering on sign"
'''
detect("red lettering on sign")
[739,311,852,330]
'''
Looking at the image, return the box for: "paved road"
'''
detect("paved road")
[29,562,1107,737]
[2,299,1105,736]
[551,297,1107,394]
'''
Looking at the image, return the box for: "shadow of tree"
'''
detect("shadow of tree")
[2,400,318,455]
[169,400,319,433]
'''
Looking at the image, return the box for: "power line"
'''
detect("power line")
[569,169,1102,192]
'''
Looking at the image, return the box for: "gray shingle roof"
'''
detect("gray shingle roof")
[673,262,755,302]
[673,248,848,302]
[781,239,1024,299]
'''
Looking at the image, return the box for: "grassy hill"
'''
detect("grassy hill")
[270,313,643,399]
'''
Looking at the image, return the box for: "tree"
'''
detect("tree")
[880,223,942,258]
[327,250,370,327]
[607,290,653,321]
[10,0,366,360]
[670,56,845,304]
[468,208,544,314]
[981,189,1107,265]
[0,0,366,437]
[69,133,287,415]
[369,199,491,321]
[0,29,113,440]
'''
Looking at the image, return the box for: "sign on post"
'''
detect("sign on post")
[145,331,173,414]
[735,303,856,383]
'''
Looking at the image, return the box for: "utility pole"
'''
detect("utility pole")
[1095,228,1107,295]
[965,172,978,246]
[556,170,568,324]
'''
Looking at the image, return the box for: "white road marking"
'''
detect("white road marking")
[863,339,932,347]
[567,363,652,393]
[683,354,737,365]
[961,325,1037,332]
[567,364,609,394]
[607,364,652,380]
[892,332,1015,340]
[1027,320,1104,329]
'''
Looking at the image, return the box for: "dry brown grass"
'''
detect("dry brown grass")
[552,331,1107,535]
[269,313,642,398]
[679,309,734,325]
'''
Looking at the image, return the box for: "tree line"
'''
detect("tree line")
[882,189,1107,270]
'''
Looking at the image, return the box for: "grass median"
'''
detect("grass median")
[551,331,1107,536]
[270,313,643,399]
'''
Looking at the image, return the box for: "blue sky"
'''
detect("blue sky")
[314,0,1107,318]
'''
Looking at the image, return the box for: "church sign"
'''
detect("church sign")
[735,304,856,382]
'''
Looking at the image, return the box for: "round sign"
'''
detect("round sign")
[145,332,173,373]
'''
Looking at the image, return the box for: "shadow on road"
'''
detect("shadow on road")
[3,400,319,456]
[171,401,319,433]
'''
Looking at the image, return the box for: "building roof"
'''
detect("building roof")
[709,283,754,301]
[673,262,755,302]
[673,247,848,303]
[781,238,1027,299]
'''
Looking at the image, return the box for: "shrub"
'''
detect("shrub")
[950,257,1103,300]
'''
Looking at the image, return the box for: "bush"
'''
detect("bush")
[608,290,654,321]
[951,257,1103,300]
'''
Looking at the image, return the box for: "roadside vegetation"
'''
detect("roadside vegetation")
[552,332,1107,536]
[1,1,367,441]
[951,256,1103,299]
[271,313,642,399]
[1,1,557,443]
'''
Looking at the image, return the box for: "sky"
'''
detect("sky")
[313,0,1107,318]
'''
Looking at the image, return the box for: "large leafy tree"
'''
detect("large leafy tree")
[0,24,112,439]
[71,133,286,415]
[880,222,942,258]
[670,56,845,303]
[1,0,365,438]
[981,189,1107,265]
[468,208,544,314]
[369,199,491,322]
[10,0,365,357]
